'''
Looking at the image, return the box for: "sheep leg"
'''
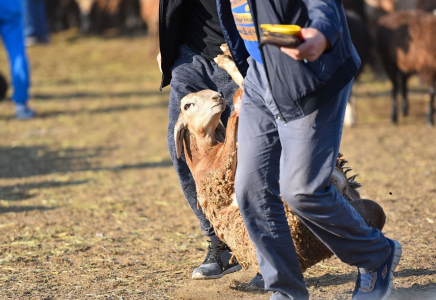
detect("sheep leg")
[214,54,244,88]
[400,73,409,117]
[223,111,239,153]
[427,86,435,127]
[80,12,92,33]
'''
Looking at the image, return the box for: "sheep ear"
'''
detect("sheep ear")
[174,118,186,159]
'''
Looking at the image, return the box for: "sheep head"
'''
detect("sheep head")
[174,90,227,159]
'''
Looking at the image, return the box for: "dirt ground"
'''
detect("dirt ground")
[0,31,435,300]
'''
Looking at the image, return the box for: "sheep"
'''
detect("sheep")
[52,0,142,34]
[344,0,367,22]
[376,10,436,126]
[46,0,81,32]
[174,49,387,271]
[88,0,142,34]
[364,0,418,37]
[359,0,418,75]
[347,11,372,81]
[415,0,436,12]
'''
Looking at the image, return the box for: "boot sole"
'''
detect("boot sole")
[381,239,402,300]
[191,264,242,280]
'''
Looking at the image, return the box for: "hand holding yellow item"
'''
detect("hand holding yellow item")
[259,24,305,48]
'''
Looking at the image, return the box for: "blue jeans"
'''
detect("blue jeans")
[24,0,49,39]
[0,1,30,105]
[167,45,239,236]
[235,58,391,299]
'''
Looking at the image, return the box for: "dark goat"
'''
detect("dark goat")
[343,0,366,22]
[46,0,81,32]
[415,0,436,11]
[90,0,142,34]
[347,10,371,79]
[377,10,436,126]
[344,10,372,126]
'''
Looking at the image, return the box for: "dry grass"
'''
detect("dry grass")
[0,30,435,299]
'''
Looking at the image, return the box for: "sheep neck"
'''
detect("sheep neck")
[183,129,219,166]
[193,131,218,158]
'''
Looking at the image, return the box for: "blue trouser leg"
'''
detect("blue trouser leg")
[24,0,49,38]
[167,45,239,236]
[235,58,391,299]
[0,7,30,105]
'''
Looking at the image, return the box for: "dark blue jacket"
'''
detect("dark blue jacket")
[159,0,360,123]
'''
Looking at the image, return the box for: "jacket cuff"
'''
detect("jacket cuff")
[310,20,342,48]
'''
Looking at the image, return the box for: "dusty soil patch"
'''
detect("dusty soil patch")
[0,31,435,299]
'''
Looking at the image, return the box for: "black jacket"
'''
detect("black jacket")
[159,0,360,123]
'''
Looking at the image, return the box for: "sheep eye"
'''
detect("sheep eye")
[184,103,192,111]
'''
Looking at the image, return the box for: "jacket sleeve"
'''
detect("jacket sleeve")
[300,0,342,47]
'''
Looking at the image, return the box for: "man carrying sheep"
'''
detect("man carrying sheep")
[158,0,249,279]
[159,1,401,298]
[227,1,402,300]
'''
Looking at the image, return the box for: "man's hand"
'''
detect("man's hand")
[280,28,329,62]
[157,52,162,73]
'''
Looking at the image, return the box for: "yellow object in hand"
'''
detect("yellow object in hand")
[260,24,304,41]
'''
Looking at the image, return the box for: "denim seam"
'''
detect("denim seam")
[261,134,281,240]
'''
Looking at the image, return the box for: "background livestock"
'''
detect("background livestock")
[346,10,372,78]
[343,10,372,126]
[47,0,149,34]
[89,0,143,34]
[46,0,81,32]
[344,0,436,126]
[75,0,96,33]
[343,0,367,21]
[342,0,419,75]
[415,0,436,11]
[376,10,436,126]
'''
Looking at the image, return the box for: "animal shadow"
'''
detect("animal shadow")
[0,145,173,179]
[0,180,89,201]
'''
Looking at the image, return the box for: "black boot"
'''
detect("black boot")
[192,237,242,279]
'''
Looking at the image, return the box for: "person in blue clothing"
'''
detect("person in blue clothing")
[160,0,401,298]
[229,1,402,299]
[0,1,35,119]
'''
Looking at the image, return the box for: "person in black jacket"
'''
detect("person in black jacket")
[158,0,244,280]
